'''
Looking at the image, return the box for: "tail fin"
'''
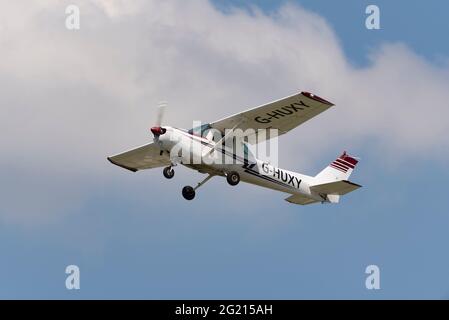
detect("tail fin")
[315,151,359,183]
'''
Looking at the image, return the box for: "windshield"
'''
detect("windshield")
[188,123,212,136]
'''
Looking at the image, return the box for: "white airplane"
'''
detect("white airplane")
[108,91,361,204]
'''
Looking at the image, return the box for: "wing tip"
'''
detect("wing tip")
[301,91,334,106]
[107,157,138,172]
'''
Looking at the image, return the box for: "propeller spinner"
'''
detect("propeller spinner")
[150,126,166,136]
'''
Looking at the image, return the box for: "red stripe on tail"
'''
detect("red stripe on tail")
[339,151,358,166]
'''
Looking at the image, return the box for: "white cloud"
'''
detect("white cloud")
[0,0,448,225]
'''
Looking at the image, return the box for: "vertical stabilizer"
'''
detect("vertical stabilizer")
[315,151,359,183]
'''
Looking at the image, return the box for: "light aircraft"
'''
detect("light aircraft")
[108,91,361,204]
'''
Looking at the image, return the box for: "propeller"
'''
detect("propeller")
[150,101,167,137]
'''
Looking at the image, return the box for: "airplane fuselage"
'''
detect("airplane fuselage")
[158,126,324,202]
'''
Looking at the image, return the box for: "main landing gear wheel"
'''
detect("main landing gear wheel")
[226,171,240,186]
[163,166,175,179]
[182,186,195,200]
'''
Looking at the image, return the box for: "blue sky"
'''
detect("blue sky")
[0,0,449,299]
[215,0,449,66]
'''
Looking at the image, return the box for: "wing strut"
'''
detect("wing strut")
[203,118,245,157]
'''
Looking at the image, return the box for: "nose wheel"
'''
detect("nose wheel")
[163,166,175,179]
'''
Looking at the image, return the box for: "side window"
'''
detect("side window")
[243,143,249,158]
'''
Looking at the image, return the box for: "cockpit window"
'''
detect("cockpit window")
[188,123,212,136]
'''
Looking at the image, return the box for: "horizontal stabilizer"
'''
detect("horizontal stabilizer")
[285,194,319,205]
[310,180,361,196]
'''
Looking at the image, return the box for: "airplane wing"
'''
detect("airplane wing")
[210,91,334,144]
[107,143,170,172]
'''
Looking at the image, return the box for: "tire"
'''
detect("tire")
[226,171,240,186]
[163,167,175,179]
[182,186,195,200]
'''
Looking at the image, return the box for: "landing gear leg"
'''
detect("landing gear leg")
[182,174,214,200]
